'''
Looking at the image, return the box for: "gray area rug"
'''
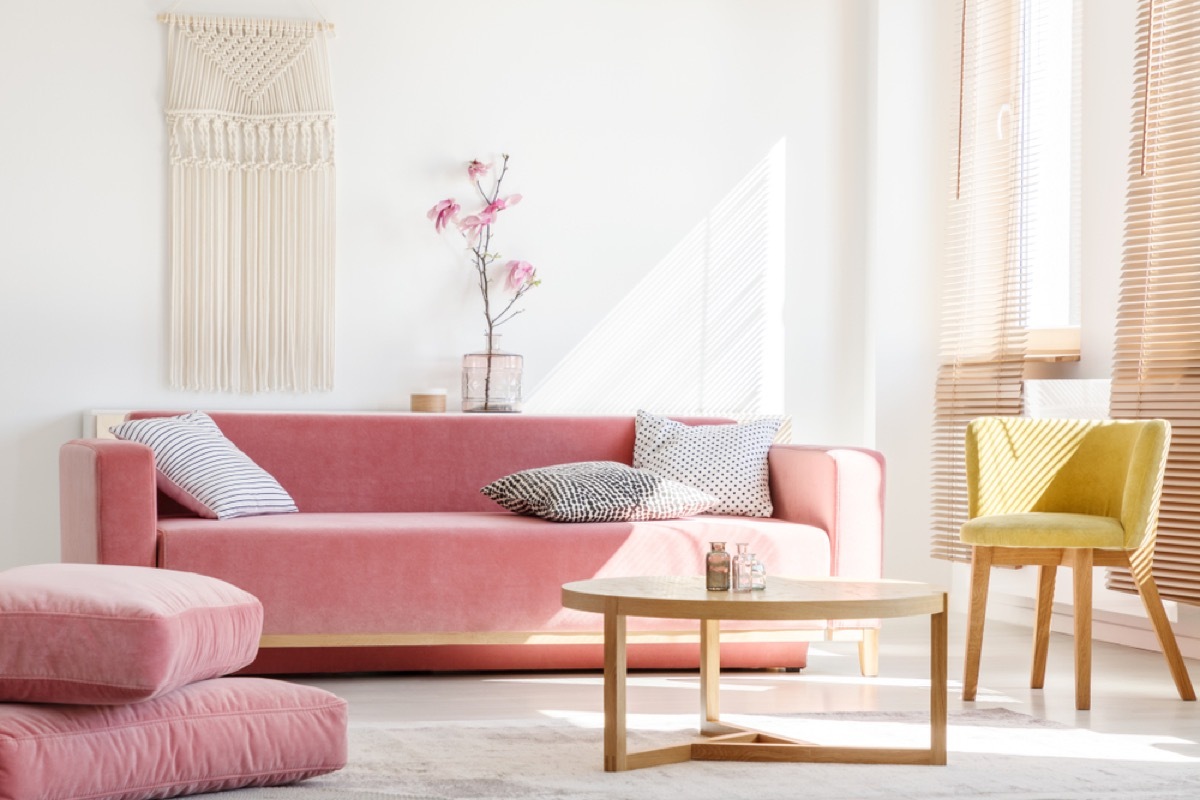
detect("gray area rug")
[221,709,1200,800]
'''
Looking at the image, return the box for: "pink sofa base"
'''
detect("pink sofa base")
[245,641,810,674]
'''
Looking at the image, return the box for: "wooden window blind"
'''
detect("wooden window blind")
[1108,0,1200,604]
[931,0,1032,563]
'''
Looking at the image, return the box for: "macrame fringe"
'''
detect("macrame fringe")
[163,13,336,392]
[157,14,334,35]
[168,114,335,170]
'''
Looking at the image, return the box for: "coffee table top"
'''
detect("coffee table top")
[562,576,945,621]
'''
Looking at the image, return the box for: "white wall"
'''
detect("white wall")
[0,0,882,570]
[868,0,954,587]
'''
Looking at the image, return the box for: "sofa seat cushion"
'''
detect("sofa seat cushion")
[0,677,347,800]
[0,563,262,705]
[157,512,832,637]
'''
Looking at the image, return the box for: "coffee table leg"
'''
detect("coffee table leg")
[700,619,720,731]
[603,605,627,772]
[931,605,948,765]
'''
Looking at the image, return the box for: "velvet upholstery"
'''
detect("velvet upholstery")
[157,512,831,636]
[961,511,1125,548]
[963,416,1169,549]
[0,564,262,705]
[59,440,158,568]
[129,412,727,514]
[60,413,886,673]
[0,678,347,800]
[768,445,885,579]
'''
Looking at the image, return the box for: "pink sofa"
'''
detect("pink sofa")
[59,413,885,675]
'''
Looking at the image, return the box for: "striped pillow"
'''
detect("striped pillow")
[481,461,718,522]
[110,412,298,520]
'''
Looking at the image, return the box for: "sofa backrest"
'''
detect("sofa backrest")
[128,412,730,514]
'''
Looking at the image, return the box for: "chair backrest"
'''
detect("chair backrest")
[965,416,1170,550]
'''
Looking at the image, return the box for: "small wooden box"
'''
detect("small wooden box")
[410,391,447,413]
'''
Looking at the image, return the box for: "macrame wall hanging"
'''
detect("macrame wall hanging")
[160,13,336,392]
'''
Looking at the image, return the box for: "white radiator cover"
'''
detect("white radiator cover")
[1022,378,1111,420]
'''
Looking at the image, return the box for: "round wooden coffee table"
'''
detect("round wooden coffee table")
[561,575,948,771]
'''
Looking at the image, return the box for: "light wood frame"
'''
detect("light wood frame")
[962,544,1195,711]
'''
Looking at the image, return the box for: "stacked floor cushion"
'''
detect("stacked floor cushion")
[0,564,347,800]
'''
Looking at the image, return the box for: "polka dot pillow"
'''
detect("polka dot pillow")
[633,411,782,517]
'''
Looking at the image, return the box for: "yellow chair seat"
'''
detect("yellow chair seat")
[961,512,1124,549]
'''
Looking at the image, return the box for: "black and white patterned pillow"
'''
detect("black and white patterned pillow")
[480,461,719,523]
[632,410,782,517]
[110,412,298,520]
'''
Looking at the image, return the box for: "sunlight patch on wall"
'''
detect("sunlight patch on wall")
[525,140,786,421]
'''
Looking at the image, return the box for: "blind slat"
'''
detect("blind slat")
[1106,0,1200,606]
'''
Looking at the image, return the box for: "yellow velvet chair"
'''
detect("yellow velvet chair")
[960,416,1195,710]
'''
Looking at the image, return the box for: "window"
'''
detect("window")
[1022,0,1079,333]
[931,0,1080,562]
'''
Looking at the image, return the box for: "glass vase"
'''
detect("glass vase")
[751,555,766,590]
[706,542,731,591]
[732,543,753,592]
[462,335,523,413]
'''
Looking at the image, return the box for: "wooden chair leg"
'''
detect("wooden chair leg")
[858,627,879,677]
[1031,564,1056,690]
[1072,549,1093,711]
[1124,551,1196,701]
[962,545,992,701]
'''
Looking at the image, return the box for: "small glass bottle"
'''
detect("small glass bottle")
[732,543,752,592]
[751,555,766,590]
[706,542,731,591]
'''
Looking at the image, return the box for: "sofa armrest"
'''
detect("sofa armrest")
[768,445,885,579]
[59,439,159,567]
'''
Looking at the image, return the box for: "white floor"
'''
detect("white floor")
[285,614,1200,753]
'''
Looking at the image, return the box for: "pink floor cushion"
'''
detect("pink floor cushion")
[0,677,347,800]
[0,563,262,704]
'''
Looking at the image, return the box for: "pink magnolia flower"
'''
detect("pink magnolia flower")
[483,194,523,217]
[458,214,488,245]
[467,160,491,183]
[505,260,536,291]
[428,155,540,350]
[426,198,460,233]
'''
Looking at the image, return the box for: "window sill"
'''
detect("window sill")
[1026,326,1080,362]
[1026,352,1080,363]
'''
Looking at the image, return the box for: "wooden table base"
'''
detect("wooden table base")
[603,613,948,771]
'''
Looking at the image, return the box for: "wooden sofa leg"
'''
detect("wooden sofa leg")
[1125,551,1196,702]
[858,628,879,677]
[1031,565,1056,689]
[963,546,992,701]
